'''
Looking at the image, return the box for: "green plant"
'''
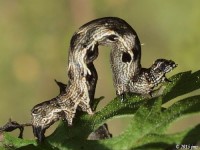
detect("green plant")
[0,70,200,150]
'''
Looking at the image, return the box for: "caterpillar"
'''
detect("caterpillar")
[0,17,176,142]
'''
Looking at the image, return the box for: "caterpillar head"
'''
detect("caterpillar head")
[151,59,177,74]
[149,59,177,85]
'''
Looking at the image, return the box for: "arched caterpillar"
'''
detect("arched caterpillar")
[0,17,177,142]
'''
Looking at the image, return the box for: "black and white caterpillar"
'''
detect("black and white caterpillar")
[0,17,177,142]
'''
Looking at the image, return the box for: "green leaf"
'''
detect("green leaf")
[99,95,200,150]
[0,70,200,150]
[162,70,200,103]
[0,133,36,150]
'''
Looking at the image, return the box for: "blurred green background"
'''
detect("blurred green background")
[0,0,200,139]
